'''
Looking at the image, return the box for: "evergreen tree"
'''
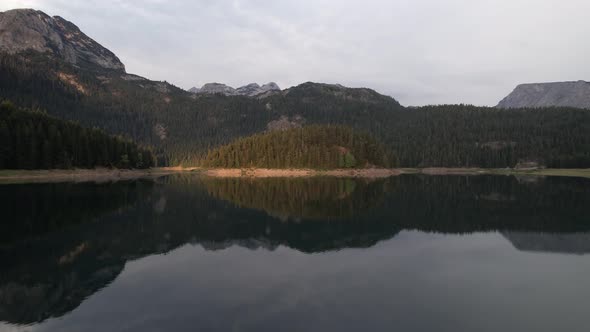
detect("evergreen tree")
[0,101,155,169]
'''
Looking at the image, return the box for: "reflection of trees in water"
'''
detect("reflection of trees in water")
[0,181,154,243]
[1,174,590,325]
[376,175,590,233]
[0,180,155,326]
[200,177,388,220]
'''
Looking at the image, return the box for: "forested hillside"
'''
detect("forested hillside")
[0,53,271,165]
[199,125,392,168]
[383,105,590,168]
[0,101,154,169]
[1,54,590,168]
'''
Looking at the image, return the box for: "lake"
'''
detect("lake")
[1,174,590,332]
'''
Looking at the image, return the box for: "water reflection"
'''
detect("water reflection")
[1,174,589,329]
[502,232,590,254]
[201,177,386,220]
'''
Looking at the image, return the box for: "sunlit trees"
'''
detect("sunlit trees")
[199,125,392,169]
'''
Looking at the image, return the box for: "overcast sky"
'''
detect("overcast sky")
[2,0,590,106]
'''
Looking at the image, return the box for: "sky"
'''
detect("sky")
[1,0,590,106]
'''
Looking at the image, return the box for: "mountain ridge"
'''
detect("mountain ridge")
[497,80,590,109]
[0,8,125,72]
[189,81,281,97]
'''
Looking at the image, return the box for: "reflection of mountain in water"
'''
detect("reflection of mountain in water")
[0,177,396,325]
[0,181,154,325]
[380,175,590,233]
[1,174,590,325]
[502,232,590,254]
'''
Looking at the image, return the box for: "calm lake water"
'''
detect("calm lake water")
[1,174,590,332]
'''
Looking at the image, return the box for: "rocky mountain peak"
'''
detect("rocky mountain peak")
[259,82,280,93]
[199,83,238,95]
[190,82,281,97]
[0,8,125,72]
[497,81,590,109]
[235,83,261,96]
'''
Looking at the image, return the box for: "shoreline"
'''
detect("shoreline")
[202,167,590,179]
[0,167,197,184]
[0,167,589,184]
[201,168,405,178]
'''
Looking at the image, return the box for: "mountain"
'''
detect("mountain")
[191,82,281,97]
[0,8,125,72]
[1,8,589,168]
[234,83,260,96]
[198,82,237,95]
[241,82,281,96]
[281,82,393,103]
[497,81,590,109]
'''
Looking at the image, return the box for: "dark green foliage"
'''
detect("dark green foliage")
[1,53,589,168]
[0,101,154,169]
[380,105,590,168]
[0,54,273,166]
[199,125,392,169]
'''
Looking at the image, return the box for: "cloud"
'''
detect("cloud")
[2,0,590,106]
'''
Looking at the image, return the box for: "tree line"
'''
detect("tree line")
[0,101,155,169]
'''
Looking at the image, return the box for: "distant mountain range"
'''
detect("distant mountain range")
[497,81,590,109]
[189,82,281,97]
[1,8,588,108]
[0,8,589,168]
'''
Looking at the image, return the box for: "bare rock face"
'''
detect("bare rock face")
[190,82,281,97]
[258,82,281,94]
[266,115,305,131]
[497,81,590,109]
[0,8,125,72]
[153,123,167,141]
[235,83,261,96]
[235,82,281,96]
[199,83,238,95]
